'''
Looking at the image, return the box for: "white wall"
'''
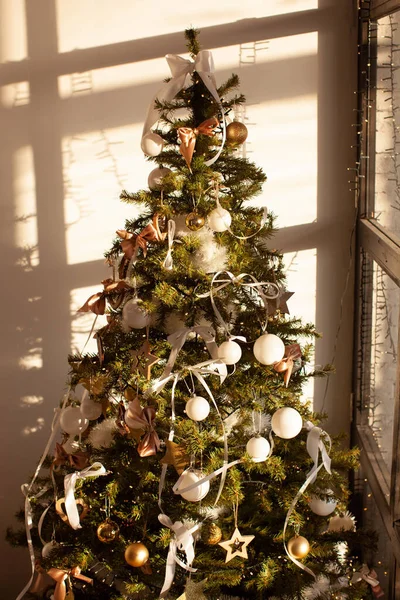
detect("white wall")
[0,0,357,595]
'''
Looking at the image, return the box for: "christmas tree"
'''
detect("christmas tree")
[9,29,376,600]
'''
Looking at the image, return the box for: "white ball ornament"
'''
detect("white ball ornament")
[271,407,302,439]
[148,167,171,190]
[141,132,164,156]
[217,340,242,365]
[42,540,59,558]
[60,406,89,436]
[253,333,285,365]
[185,396,210,422]
[309,493,337,516]
[177,469,210,502]
[122,298,151,330]
[208,207,232,232]
[80,395,103,420]
[246,436,271,462]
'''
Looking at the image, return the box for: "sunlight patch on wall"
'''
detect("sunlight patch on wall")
[0,81,30,108]
[0,0,27,62]
[22,417,45,436]
[13,145,39,269]
[70,286,108,354]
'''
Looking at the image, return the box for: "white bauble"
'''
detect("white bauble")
[309,493,337,516]
[218,340,242,365]
[122,298,151,330]
[246,436,271,462]
[80,395,103,420]
[148,167,171,190]
[271,407,302,439]
[185,396,210,421]
[60,407,89,436]
[88,418,118,449]
[253,333,285,365]
[177,469,210,502]
[141,132,164,156]
[42,540,59,558]
[208,207,231,232]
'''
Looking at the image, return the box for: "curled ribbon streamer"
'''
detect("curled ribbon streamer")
[162,219,176,270]
[305,423,332,484]
[64,462,107,530]
[273,343,302,387]
[158,514,199,597]
[48,567,93,600]
[125,396,161,457]
[178,117,219,169]
[141,51,226,167]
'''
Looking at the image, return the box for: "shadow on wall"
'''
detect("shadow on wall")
[0,0,356,596]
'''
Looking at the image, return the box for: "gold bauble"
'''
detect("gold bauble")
[96,519,120,543]
[201,522,222,545]
[287,535,310,559]
[185,212,205,231]
[226,121,248,146]
[124,542,149,567]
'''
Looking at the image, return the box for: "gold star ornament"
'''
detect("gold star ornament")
[218,527,255,563]
[160,440,190,474]
[130,340,159,380]
[176,578,208,600]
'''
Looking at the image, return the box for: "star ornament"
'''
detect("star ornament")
[176,578,208,600]
[267,289,294,316]
[218,527,255,563]
[130,340,159,380]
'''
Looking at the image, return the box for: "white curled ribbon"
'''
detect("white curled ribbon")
[198,270,280,336]
[141,50,226,167]
[351,564,380,588]
[158,514,200,597]
[162,219,177,271]
[305,423,332,484]
[64,462,107,530]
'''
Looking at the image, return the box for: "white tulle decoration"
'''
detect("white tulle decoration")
[191,227,228,273]
[88,418,118,449]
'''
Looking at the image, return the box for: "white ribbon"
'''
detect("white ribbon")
[64,462,107,530]
[158,514,200,597]
[141,51,226,167]
[351,564,380,588]
[305,423,332,484]
[162,219,177,271]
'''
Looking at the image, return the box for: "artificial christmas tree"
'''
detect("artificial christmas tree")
[9,29,375,600]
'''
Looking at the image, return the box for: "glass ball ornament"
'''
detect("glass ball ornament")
[60,406,89,436]
[122,298,151,329]
[201,522,222,545]
[246,435,271,462]
[141,132,164,156]
[207,207,231,232]
[176,468,210,502]
[217,340,242,365]
[253,333,285,365]
[309,492,337,516]
[97,519,120,543]
[185,211,205,231]
[124,542,149,567]
[271,407,302,439]
[147,167,172,190]
[185,395,210,421]
[287,535,310,559]
[226,121,248,146]
[80,395,103,420]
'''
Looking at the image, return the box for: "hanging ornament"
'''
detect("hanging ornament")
[175,468,210,502]
[287,535,310,559]
[80,394,103,421]
[201,522,223,545]
[122,298,151,330]
[185,395,210,421]
[147,167,172,190]
[217,340,242,365]
[176,578,208,600]
[124,542,150,567]
[97,519,120,543]
[160,440,190,474]
[246,435,271,462]
[60,407,89,436]
[253,333,285,365]
[309,490,337,516]
[226,121,248,146]
[271,407,302,439]
[327,511,356,532]
[56,497,89,526]
[130,340,160,380]
[208,206,231,232]
[218,527,255,563]
[185,211,205,231]
[41,540,59,558]
[267,288,294,316]
[141,131,164,156]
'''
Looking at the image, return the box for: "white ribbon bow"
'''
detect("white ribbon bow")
[305,423,332,484]
[141,50,226,166]
[64,462,107,530]
[158,514,199,597]
[351,564,380,587]
[162,219,177,271]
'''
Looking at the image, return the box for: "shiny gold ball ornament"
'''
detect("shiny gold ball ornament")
[226,121,248,146]
[124,542,150,567]
[201,522,222,545]
[287,535,310,559]
[96,519,120,543]
[185,212,205,231]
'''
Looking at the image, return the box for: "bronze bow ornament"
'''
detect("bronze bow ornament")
[77,278,131,315]
[125,396,161,457]
[178,116,219,168]
[273,343,302,387]
[48,566,93,600]
[52,442,89,472]
[117,214,167,263]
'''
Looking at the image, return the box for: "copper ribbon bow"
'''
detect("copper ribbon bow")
[77,279,131,315]
[125,396,161,457]
[178,116,219,168]
[52,442,89,471]
[273,343,302,387]
[117,214,166,263]
[48,567,93,600]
